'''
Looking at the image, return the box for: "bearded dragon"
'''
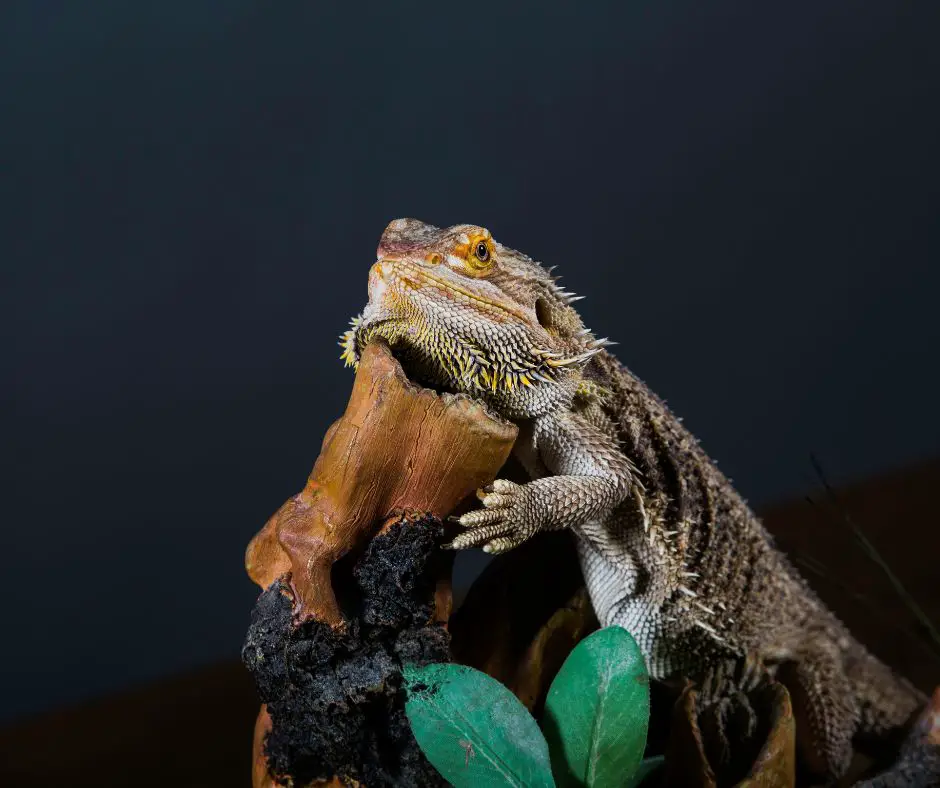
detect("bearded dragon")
[340,218,925,781]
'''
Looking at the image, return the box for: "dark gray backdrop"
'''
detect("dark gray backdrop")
[3,0,938,723]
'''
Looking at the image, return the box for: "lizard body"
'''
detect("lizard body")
[340,218,924,780]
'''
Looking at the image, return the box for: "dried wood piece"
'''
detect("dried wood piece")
[245,339,517,786]
[510,586,599,715]
[244,339,517,627]
[664,681,795,788]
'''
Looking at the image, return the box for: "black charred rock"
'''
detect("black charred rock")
[242,516,449,787]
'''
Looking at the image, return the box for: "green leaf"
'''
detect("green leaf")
[542,626,650,788]
[403,662,556,787]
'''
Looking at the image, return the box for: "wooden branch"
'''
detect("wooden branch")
[245,340,516,627]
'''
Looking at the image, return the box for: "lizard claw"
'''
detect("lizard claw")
[445,479,536,553]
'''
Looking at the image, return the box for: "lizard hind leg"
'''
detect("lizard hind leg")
[777,642,859,781]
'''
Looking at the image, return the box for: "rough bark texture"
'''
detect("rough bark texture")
[243,519,450,787]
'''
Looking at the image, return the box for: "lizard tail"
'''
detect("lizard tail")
[854,688,940,787]
[846,646,925,744]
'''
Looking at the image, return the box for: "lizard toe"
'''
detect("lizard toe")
[456,508,505,528]
[480,492,513,509]
[482,536,521,554]
[488,479,519,494]
[446,521,514,550]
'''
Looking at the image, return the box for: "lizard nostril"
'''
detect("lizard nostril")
[426,252,443,266]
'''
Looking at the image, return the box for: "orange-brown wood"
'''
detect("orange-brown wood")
[244,340,517,627]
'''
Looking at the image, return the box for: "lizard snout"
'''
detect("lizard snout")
[367,261,392,305]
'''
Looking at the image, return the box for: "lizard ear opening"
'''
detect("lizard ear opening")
[535,297,556,334]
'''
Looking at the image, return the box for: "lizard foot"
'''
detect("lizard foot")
[445,480,541,554]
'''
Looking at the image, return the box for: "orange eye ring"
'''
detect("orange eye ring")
[465,234,494,273]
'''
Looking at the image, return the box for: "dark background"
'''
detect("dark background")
[3,1,938,725]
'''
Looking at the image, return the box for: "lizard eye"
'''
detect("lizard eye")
[474,241,490,263]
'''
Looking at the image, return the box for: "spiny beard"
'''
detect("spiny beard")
[340,307,610,400]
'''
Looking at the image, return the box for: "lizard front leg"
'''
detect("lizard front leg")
[448,407,640,554]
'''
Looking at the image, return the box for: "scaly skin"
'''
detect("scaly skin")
[340,218,924,781]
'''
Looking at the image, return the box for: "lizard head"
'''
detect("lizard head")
[340,218,608,417]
